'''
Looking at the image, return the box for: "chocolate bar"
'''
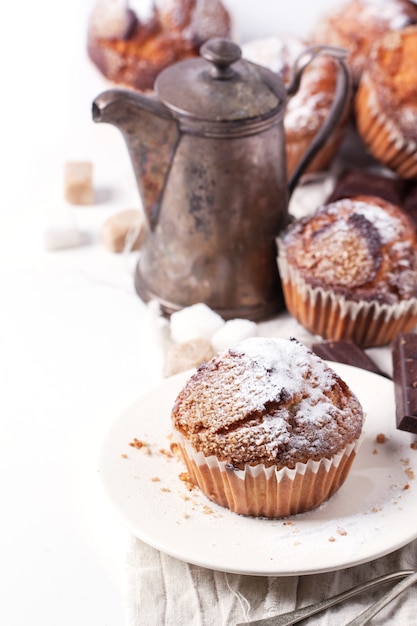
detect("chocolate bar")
[312,340,388,378]
[326,169,417,234]
[392,333,417,433]
[402,181,417,230]
[326,168,406,206]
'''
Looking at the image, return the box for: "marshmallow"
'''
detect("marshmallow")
[211,318,258,352]
[170,303,224,344]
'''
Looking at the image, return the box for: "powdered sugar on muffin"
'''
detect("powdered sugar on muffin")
[172,336,363,470]
[281,196,417,304]
[312,0,417,86]
[241,35,349,178]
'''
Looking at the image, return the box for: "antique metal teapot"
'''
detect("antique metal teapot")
[93,38,350,320]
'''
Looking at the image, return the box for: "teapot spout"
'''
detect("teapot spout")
[92,89,179,229]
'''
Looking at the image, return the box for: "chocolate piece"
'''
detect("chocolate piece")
[402,181,417,230]
[327,169,406,206]
[392,333,417,433]
[312,340,388,377]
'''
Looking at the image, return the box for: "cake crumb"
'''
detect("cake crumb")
[161,487,171,493]
[405,467,415,480]
[203,505,215,515]
[336,527,347,536]
[121,453,128,459]
[328,536,336,542]
[129,437,144,449]
[170,441,180,457]
[403,483,410,490]
[179,472,195,491]
[372,448,378,455]
[376,433,386,444]
[410,441,417,450]
[151,476,161,482]
[159,447,174,458]
[129,438,151,455]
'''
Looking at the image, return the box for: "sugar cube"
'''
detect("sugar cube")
[64,161,94,205]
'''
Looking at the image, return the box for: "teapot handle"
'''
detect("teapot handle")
[287,46,351,196]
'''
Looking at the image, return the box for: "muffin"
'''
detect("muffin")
[171,336,364,518]
[242,36,349,179]
[87,0,232,91]
[277,195,417,347]
[312,0,417,87]
[355,26,417,179]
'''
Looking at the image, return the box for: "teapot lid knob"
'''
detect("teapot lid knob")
[155,37,285,122]
[201,38,241,79]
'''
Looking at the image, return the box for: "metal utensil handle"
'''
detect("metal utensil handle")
[345,569,417,626]
[287,45,352,197]
[236,570,414,626]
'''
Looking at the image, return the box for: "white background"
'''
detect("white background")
[1,2,340,625]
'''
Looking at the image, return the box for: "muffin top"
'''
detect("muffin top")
[279,195,417,304]
[171,337,363,470]
[361,25,417,139]
[87,0,231,91]
[241,35,341,136]
[312,0,417,85]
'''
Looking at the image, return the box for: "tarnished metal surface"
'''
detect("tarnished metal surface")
[92,39,351,320]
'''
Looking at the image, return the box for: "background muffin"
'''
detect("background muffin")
[171,336,363,518]
[242,35,350,180]
[278,195,417,347]
[311,0,417,87]
[355,25,417,179]
[87,0,232,91]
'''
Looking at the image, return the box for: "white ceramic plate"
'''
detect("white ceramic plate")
[98,362,417,576]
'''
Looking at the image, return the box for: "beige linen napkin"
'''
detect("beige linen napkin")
[128,537,417,625]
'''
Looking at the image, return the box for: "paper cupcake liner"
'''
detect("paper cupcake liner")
[355,76,417,179]
[175,433,358,518]
[277,250,417,347]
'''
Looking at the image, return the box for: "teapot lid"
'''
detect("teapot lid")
[154,38,286,124]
